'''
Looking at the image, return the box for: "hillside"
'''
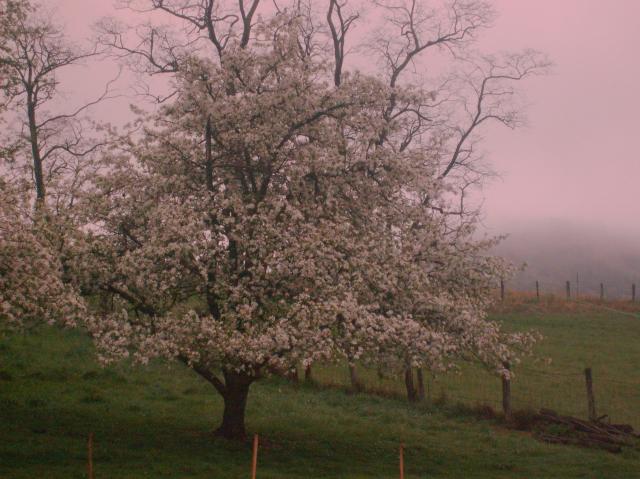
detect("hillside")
[1,325,639,478]
[489,219,640,299]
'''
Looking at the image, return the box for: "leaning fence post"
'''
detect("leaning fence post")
[585,368,596,422]
[501,362,512,421]
[536,280,540,300]
[87,432,94,479]
[500,278,505,302]
[251,434,259,479]
[399,443,405,479]
[566,281,571,300]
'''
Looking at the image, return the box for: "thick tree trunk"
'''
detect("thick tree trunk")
[416,368,425,402]
[304,364,313,383]
[404,367,418,402]
[215,371,253,440]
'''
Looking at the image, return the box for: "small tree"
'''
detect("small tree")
[77,5,541,439]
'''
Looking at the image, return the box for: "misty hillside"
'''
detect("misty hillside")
[489,219,640,299]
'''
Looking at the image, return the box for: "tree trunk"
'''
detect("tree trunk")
[349,363,363,392]
[285,367,299,383]
[215,371,252,440]
[416,368,425,402]
[27,89,46,202]
[404,367,418,402]
[204,117,217,194]
[304,364,313,383]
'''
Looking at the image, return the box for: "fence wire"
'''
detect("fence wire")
[313,363,640,429]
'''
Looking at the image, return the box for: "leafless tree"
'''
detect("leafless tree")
[0,0,115,209]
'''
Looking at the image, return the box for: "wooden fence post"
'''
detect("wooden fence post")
[251,434,259,479]
[500,278,505,302]
[501,362,512,421]
[566,281,571,300]
[633,283,636,303]
[399,443,405,479]
[600,283,604,301]
[584,368,596,422]
[536,280,540,300]
[87,433,94,479]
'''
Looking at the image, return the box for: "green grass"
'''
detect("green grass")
[1,325,639,478]
[313,309,640,428]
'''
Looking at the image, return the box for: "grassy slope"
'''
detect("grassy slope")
[313,302,640,428]
[1,327,639,478]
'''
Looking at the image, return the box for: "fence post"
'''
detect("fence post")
[536,280,540,300]
[87,433,94,479]
[251,434,259,479]
[399,443,405,479]
[500,278,505,302]
[501,362,512,421]
[600,283,604,301]
[584,368,596,422]
[566,281,571,300]
[633,283,636,303]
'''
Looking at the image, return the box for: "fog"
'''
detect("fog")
[477,0,640,239]
[489,218,640,298]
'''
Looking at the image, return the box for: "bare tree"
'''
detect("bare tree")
[0,0,114,209]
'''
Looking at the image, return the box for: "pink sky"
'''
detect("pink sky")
[54,0,640,237]
[479,0,640,236]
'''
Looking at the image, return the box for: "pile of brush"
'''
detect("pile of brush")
[535,408,639,453]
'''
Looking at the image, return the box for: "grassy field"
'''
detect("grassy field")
[1,318,640,478]
[314,297,640,428]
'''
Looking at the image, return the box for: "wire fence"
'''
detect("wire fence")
[496,282,639,307]
[311,363,640,429]
[307,296,640,428]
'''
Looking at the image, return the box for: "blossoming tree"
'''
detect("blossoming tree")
[77,2,546,440]
[0,179,85,331]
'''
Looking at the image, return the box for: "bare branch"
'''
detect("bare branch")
[440,50,551,179]
[327,0,358,87]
